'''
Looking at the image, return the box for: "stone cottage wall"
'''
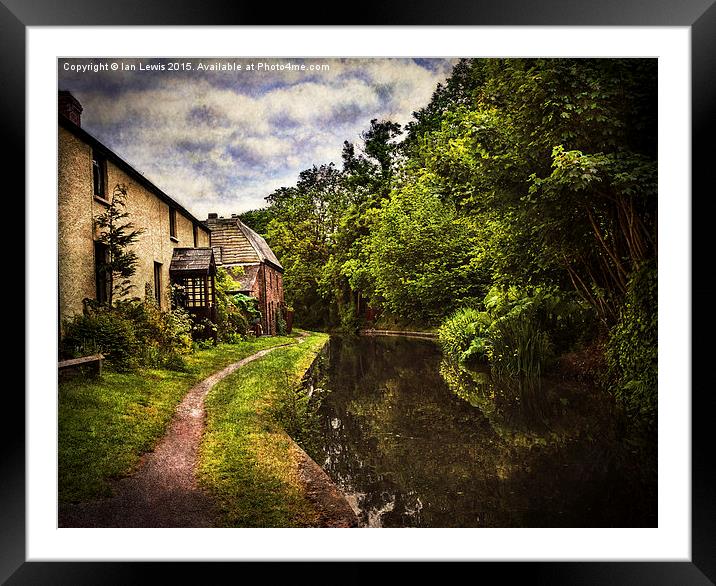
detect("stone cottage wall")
[58,127,96,322]
[58,126,210,326]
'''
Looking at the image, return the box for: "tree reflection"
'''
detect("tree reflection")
[309,336,656,527]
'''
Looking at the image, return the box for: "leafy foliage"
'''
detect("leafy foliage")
[93,184,145,305]
[62,306,140,371]
[232,293,262,322]
[439,286,593,387]
[238,207,275,234]
[212,268,251,342]
[62,292,194,371]
[438,307,491,364]
[115,287,193,369]
[247,58,657,433]
[367,181,485,324]
[606,260,657,433]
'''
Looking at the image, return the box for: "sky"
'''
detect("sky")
[59,57,457,220]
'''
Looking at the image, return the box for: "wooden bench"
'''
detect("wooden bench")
[58,354,104,377]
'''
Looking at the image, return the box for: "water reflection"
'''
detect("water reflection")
[308,336,656,528]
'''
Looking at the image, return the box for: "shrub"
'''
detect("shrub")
[277,313,288,336]
[488,310,553,381]
[163,352,189,372]
[438,307,491,364]
[192,317,217,343]
[224,333,245,344]
[194,338,215,350]
[437,285,595,402]
[213,268,259,341]
[606,260,657,433]
[62,289,194,371]
[484,285,592,356]
[115,291,193,368]
[231,310,250,337]
[62,307,140,371]
[232,293,262,321]
[164,306,194,353]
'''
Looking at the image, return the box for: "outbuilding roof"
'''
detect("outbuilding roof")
[206,216,283,272]
[226,263,260,292]
[237,220,283,270]
[169,248,216,274]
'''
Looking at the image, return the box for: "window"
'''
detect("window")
[169,208,177,240]
[193,224,198,248]
[91,150,106,198]
[177,277,207,307]
[94,241,109,304]
[154,262,162,306]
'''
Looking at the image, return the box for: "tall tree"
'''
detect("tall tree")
[264,164,348,327]
[237,207,274,235]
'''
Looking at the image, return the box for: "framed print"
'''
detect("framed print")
[8,0,712,583]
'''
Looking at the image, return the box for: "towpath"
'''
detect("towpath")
[58,344,292,527]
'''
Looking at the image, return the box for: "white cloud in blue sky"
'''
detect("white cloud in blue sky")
[59,57,457,219]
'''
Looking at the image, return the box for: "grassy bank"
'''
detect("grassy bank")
[58,334,298,503]
[197,331,329,527]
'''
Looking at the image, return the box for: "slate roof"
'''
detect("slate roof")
[169,248,216,274]
[237,220,283,270]
[226,263,260,292]
[206,216,283,272]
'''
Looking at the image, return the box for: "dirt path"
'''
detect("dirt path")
[59,344,292,528]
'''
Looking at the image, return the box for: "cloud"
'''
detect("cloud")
[59,57,457,218]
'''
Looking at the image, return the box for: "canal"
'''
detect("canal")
[306,335,656,528]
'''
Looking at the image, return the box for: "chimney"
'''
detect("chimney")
[58,91,82,127]
[208,213,218,220]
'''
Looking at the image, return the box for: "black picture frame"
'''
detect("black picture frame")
[8,1,712,583]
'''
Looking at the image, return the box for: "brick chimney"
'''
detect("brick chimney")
[208,213,218,219]
[58,91,82,127]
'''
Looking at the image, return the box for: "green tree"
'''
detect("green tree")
[264,164,348,328]
[367,179,485,324]
[94,184,145,306]
[238,207,274,235]
[317,119,404,328]
[403,58,489,156]
[413,58,657,325]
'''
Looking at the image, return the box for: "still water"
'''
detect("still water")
[308,335,656,528]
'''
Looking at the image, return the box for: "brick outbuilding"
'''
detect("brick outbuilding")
[206,214,285,335]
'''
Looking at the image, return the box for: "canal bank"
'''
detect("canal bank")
[197,331,357,527]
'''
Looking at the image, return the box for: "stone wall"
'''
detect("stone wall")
[58,127,96,322]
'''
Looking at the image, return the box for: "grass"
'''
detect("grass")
[197,331,329,527]
[58,334,299,503]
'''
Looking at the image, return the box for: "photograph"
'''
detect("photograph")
[5,1,708,578]
[56,56,658,530]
